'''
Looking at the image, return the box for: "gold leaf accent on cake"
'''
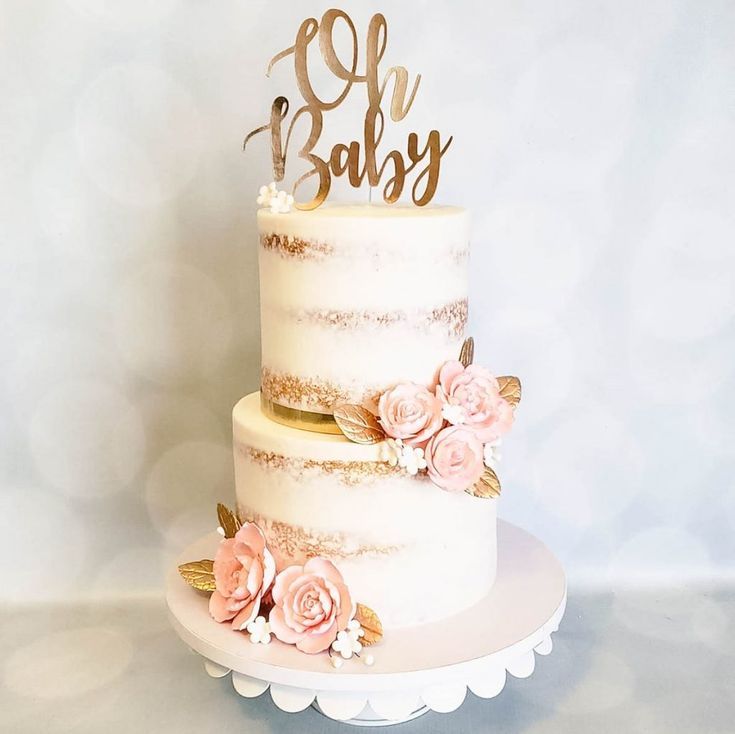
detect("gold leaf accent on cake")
[333,404,386,444]
[217,503,241,539]
[261,367,356,411]
[178,559,216,591]
[240,447,406,485]
[261,396,341,434]
[429,298,468,338]
[260,233,333,260]
[497,376,522,407]
[354,603,383,646]
[296,308,400,329]
[468,467,501,499]
[239,509,400,561]
[290,298,468,339]
[459,336,474,367]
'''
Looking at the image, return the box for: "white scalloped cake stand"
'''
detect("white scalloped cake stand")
[167,520,566,726]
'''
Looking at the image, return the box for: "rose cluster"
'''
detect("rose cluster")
[210,522,355,654]
[377,360,514,492]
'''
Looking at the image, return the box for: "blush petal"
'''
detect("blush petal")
[282,595,306,633]
[234,522,266,554]
[268,606,303,645]
[438,360,465,393]
[209,590,236,623]
[334,583,353,632]
[301,612,326,628]
[212,539,238,595]
[231,594,261,631]
[295,625,338,654]
[465,364,498,388]
[261,548,277,593]
[246,559,264,597]
[272,565,303,605]
[303,557,344,585]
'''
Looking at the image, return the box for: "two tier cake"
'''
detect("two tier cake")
[176,193,522,648]
[175,8,523,664]
[232,204,497,630]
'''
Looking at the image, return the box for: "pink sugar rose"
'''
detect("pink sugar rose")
[209,522,276,630]
[425,425,485,492]
[437,360,514,442]
[268,557,354,654]
[378,382,444,447]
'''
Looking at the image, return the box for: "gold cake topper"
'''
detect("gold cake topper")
[244,9,453,210]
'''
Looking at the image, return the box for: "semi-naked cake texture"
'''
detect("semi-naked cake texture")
[233,392,497,629]
[258,204,470,420]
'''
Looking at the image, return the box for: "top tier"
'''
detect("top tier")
[258,203,470,432]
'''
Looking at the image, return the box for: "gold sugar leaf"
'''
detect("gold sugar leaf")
[459,336,474,367]
[217,503,241,539]
[497,376,522,407]
[178,559,216,592]
[333,404,386,444]
[354,603,383,647]
[468,467,502,499]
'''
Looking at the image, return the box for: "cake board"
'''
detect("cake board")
[167,520,566,726]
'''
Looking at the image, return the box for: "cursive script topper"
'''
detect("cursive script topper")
[244,9,452,210]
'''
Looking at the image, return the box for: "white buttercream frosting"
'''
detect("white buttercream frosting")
[257,204,470,414]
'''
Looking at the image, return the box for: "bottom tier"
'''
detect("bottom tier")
[232,392,497,629]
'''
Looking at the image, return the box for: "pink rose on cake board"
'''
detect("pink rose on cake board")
[425,424,485,492]
[269,557,355,654]
[437,360,514,442]
[209,522,276,630]
[377,382,444,447]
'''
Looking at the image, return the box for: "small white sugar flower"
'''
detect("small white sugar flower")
[269,189,295,214]
[256,184,271,206]
[347,619,365,641]
[332,629,363,659]
[257,182,293,213]
[483,439,502,469]
[245,616,271,645]
[398,444,428,476]
[382,438,427,475]
[279,196,294,213]
[442,402,467,425]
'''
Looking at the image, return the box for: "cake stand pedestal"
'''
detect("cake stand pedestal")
[167,521,566,726]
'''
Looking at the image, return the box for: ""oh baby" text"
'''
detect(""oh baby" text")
[244,10,453,209]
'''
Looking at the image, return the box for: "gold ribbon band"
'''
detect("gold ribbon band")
[260,394,341,434]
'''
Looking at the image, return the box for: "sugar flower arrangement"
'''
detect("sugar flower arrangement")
[256,181,294,213]
[333,337,521,498]
[178,505,382,662]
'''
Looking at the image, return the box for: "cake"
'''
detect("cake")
[176,8,523,660]
[230,204,498,629]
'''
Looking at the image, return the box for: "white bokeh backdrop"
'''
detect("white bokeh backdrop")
[1,0,734,604]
